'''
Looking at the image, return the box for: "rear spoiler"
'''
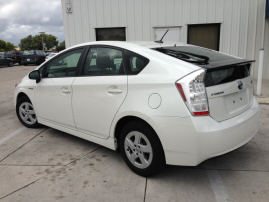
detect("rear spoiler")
[198,59,255,71]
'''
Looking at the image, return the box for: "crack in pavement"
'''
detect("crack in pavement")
[0,128,47,163]
[0,146,102,200]
[143,177,148,202]
[0,164,63,167]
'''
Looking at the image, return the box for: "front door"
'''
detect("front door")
[72,46,127,138]
[34,48,84,130]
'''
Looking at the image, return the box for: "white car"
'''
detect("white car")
[45,53,58,61]
[14,41,261,176]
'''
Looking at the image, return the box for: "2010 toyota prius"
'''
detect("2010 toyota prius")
[14,41,261,176]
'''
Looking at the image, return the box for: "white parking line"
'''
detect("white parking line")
[0,127,26,145]
[205,162,231,202]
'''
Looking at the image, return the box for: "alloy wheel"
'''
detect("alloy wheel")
[124,131,153,169]
[19,102,36,125]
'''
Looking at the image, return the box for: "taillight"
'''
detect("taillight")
[15,56,17,59]
[35,56,37,59]
[176,69,209,116]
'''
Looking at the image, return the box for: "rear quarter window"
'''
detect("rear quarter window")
[124,50,149,75]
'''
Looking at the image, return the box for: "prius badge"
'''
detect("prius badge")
[237,81,243,90]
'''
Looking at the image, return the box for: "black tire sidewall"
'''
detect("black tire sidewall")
[16,96,40,128]
[9,62,13,67]
[120,120,165,177]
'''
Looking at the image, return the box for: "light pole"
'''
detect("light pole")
[39,32,45,50]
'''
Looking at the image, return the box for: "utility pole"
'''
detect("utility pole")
[39,32,45,50]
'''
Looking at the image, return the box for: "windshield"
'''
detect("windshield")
[23,51,35,55]
[154,46,237,63]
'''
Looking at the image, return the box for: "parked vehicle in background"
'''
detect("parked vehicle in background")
[44,50,55,56]
[0,54,14,67]
[45,53,58,61]
[22,50,46,66]
[4,51,23,65]
[14,41,261,177]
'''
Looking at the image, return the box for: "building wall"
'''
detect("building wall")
[61,0,269,79]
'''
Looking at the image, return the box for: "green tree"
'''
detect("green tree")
[19,35,33,50]
[56,40,65,51]
[19,34,59,50]
[31,35,43,50]
[44,34,58,50]
[0,39,6,52]
[5,42,15,51]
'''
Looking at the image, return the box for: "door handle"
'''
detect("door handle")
[61,88,71,94]
[107,89,122,94]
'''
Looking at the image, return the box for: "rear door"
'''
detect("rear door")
[34,47,85,129]
[72,46,127,139]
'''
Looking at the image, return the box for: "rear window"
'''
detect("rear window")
[5,51,14,55]
[155,46,236,63]
[205,64,250,87]
[23,51,35,55]
[124,50,149,75]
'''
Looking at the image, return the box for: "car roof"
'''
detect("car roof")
[66,41,190,53]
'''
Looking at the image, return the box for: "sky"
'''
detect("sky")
[0,0,64,46]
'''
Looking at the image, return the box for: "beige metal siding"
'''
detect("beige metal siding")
[61,0,268,79]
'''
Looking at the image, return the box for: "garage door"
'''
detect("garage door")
[188,24,220,51]
[155,27,181,42]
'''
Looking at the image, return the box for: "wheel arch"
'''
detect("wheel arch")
[113,115,164,154]
[16,92,29,105]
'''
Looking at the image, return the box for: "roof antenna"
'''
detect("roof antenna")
[155,29,169,43]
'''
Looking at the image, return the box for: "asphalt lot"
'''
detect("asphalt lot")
[0,64,269,202]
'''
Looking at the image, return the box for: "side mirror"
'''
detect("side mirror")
[29,70,41,83]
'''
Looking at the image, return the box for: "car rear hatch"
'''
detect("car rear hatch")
[204,63,254,121]
[154,45,255,121]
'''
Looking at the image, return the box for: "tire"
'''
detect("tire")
[18,61,22,65]
[9,62,14,67]
[16,96,40,128]
[120,120,165,177]
[24,64,28,66]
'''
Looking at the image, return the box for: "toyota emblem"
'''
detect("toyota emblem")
[237,81,243,90]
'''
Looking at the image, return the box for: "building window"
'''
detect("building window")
[188,24,220,51]
[96,27,126,41]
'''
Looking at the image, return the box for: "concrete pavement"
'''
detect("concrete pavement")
[0,64,269,202]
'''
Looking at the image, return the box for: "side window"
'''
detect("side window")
[44,48,83,78]
[123,50,149,75]
[82,47,124,76]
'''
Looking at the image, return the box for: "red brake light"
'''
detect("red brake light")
[176,70,209,116]
[15,56,17,59]
[193,111,209,116]
[35,56,36,59]
[176,83,186,102]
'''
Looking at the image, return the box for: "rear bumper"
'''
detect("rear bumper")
[22,60,38,64]
[148,98,261,166]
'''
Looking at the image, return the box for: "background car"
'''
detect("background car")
[4,50,23,65]
[22,50,46,66]
[45,53,58,61]
[44,50,56,56]
[0,54,14,67]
